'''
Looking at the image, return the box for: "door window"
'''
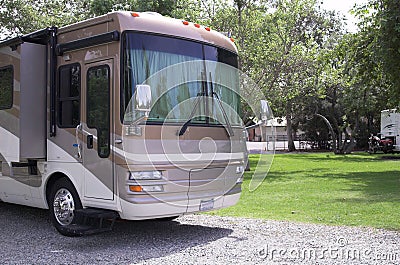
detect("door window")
[86,65,110,158]
[0,66,13,110]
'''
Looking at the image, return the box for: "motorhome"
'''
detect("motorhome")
[0,11,248,235]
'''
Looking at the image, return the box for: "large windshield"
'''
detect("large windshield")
[121,32,241,126]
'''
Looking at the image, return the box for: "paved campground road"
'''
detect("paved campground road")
[0,202,399,265]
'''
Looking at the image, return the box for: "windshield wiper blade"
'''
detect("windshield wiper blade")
[179,118,193,136]
[212,91,234,137]
[209,72,234,137]
[179,72,235,138]
[178,93,204,136]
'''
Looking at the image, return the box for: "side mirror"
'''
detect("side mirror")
[260,100,273,123]
[135,84,152,113]
[126,84,152,135]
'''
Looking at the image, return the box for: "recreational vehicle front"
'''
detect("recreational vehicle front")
[0,12,246,235]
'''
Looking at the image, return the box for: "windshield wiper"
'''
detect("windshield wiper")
[211,91,234,137]
[179,73,235,138]
[178,93,204,136]
[209,72,234,137]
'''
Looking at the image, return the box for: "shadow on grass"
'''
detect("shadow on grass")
[277,152,388,163]
[245,154,400,204]
[324,170,400,203]
[245,169,400,202]
[381,155,400,160]
[243,168,332,182]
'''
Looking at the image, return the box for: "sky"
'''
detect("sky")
[320,0,369,32]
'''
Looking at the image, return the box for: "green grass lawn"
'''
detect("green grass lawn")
[208,152,400,230]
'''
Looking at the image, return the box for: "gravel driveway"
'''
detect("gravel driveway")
[0,202,399,265]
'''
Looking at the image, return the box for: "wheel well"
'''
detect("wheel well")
[45,173,73,205]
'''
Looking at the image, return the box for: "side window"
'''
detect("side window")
[57,64,81,127]
[87,65,110,158]
[0,66,13,110]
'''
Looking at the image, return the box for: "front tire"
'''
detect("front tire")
[48,178,82,236]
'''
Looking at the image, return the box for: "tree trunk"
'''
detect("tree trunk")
[286,112,296,152]
[343,117,358,154]
[367,113,374,134]
[343,135,356,154]
[315,113,338,153]
[235,0,244,55]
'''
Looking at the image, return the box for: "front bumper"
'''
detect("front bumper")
[118,192,241,220]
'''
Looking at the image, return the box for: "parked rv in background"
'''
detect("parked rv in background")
[0,11,249,236]
[368,109,400,153]
[380,109,400,151]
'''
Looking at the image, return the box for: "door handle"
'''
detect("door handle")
[75,123,82,159]
[87,135,94,149]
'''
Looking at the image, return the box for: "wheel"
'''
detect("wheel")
[48,178,82,236]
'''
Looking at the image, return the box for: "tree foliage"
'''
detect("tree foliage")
[0,0,90,37]
[89,0,178,17]
[353,0,400,104]
[204,0,344,151]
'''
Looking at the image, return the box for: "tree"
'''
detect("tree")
[0,0,90,38]
[135,0,178,16]
[373,0,400,103]
[353,0,400,106]
[180,0,345,152]
[246,0,343,151]
[309,0,397,153]
[89,0,179,17]
[0,0,184,38]
[307,5,398,153]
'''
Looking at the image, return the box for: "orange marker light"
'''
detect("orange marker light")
[182,21,189,25]
[129,185,143,192]
[194,23,200,28]
[205,27,211,31]
[230,37,235,42]
[131,12,140,17]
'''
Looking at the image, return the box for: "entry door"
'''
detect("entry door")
[82,59,114,200]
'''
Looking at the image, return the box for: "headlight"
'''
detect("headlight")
[129,171,163,180]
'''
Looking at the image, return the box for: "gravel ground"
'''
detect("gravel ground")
[0,202,399,265]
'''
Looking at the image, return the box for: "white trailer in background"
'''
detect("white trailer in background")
[380,109,400,152]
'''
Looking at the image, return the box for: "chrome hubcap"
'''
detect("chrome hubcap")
[53,188,75,225]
